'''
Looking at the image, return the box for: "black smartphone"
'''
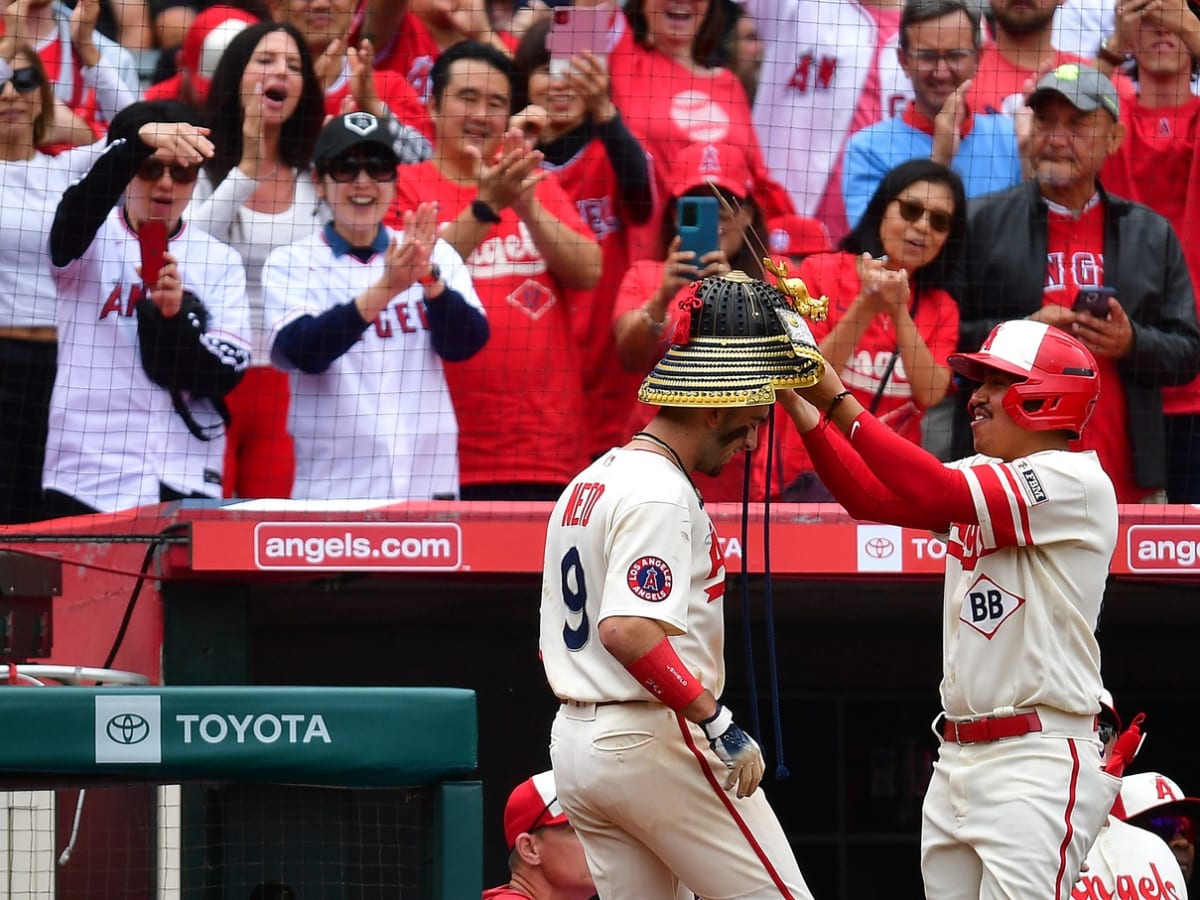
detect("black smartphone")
[676,196,719,279]
[1072,285,1117,317]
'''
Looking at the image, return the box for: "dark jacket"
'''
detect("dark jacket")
[954,179,1200,489]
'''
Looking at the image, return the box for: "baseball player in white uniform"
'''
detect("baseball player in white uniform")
[541,272,822,900]
[1117,771,1200,887]
[1074,699,1190,900]
[45,99,250,515]
[780,318,1122,900]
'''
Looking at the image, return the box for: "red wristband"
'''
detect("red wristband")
[625,636,705,710]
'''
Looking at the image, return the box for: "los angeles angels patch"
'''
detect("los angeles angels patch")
[627,556,673,602]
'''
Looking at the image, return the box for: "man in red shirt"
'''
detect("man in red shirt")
[968,0,1093,115]
[483,771,596,900]
[357,0,513,102]
[390,40,601,500]
[143,5,260,106]
[271,0,432,138]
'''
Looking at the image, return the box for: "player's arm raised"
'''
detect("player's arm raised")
[788,370,977,526]
[599,615,765,799]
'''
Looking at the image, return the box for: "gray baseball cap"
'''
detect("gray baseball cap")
[1028,63,1119,120]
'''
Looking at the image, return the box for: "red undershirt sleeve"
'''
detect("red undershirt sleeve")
[802,413,979,528]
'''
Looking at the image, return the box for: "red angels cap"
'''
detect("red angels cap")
[767,214,832,258]
[180,6,260,97]
[502,770,568,849]
[1115,772,1200,822]
[670,142,752,199]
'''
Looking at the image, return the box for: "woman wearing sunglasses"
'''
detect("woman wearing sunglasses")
[188,21,325,501]
[44,98,252,516]
[755,158,966,501]
[0,36,138,523]
[262,112,488,502]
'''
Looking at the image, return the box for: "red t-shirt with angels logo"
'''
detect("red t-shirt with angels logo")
[389,162,592,487]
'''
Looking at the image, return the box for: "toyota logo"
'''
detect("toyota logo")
[106,713,151,745]
[863,537,895,559]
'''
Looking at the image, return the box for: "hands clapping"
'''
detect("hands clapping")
[476,128,546,214]
[381,202,439,294]
[855,252,910,318]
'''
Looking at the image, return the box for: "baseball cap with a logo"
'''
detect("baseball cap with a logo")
[313,112,400,165]
[767,214,832,259]
[1028,62,1119,121]
[142,5,259,104]
[670,142,753,199]
[502,771,569,849]
[1115,771,1200,822]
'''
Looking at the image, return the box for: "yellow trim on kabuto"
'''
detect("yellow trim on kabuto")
[638,270,827,408]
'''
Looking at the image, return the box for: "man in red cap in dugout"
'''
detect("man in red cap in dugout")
[483,770,596,900]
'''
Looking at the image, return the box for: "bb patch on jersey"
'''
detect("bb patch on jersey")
[627,556,673,602]
[1014,459,1048,505]
[959,574,1025,638]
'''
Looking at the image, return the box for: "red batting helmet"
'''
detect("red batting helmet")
[947,320,1100,439]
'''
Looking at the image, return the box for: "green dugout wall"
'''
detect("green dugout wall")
[0,686,481,899]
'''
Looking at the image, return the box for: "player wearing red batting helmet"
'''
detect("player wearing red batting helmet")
[780,319,1119,900]
[948,319,1100,439]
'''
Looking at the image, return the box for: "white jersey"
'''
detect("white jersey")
[159,397,231,499]
[540,447,727,703]
[263,229,481,501]
[1073,817,1189,900]
[747,0,910,229]
[939,449,1118,718]
[48,210,250,512]
[1052,0,1114,57]
[0,142,106,328]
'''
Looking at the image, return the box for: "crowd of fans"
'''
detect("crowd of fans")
[2,0,1199,520]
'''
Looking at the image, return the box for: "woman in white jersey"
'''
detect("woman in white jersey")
[188,20,325,499]
[0,35,132,523]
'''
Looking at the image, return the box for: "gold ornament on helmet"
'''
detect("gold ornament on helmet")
[762,257,829,322]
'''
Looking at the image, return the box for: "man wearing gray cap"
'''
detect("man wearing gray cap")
[954,61,1200,505]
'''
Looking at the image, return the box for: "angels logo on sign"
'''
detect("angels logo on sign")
[627,556,673,602]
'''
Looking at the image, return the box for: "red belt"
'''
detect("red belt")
[943,711,1042,744]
